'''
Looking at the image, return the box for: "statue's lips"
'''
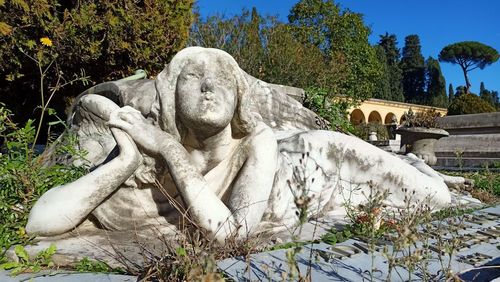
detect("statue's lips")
[200,97,219,110]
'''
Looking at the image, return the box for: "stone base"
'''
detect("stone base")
[6,223,181,271]
[7,193,482,272]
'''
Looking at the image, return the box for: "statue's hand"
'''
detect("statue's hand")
[109,106,173,155]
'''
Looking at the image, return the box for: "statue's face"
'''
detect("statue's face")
[176,55,237,133]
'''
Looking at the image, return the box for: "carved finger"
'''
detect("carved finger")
[111,128,140,161]
[108,118,133,132]
[117,111,143,123]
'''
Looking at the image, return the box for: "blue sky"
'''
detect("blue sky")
[196,0,500,95]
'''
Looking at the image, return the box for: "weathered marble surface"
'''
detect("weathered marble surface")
[25,47,468,247]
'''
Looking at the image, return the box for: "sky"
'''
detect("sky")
[196,0,500,95]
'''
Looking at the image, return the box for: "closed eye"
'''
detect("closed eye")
[184,73,200,79]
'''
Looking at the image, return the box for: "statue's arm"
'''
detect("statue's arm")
[26,96,142,236]
[108,107,277,241]
[226,123,278,235]
[157,125,277,241]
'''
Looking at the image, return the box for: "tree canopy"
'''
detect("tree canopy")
[400,35,425,103]
[288,0,382,99]
[425,57,448,108]
[439,41,499,94]
[448,93,496,115]
[377,33,404,102]
[0,0,193,128]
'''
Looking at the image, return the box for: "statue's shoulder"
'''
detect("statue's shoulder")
[244,121,277,154]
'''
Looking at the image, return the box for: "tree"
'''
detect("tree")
[425,57,448,108]
[378,33,404,101]
[400,35,425,103]
[372,45,391,100]
[455,86,467,97]
[479,82,500,109]
[491,91,500,109]
[189,10,343,90]
[448,83,454,104]
[439,41,499,94]
[288,0,382,100]
[448,93,496,115]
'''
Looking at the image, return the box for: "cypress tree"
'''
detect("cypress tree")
[400,35,425,103]
[425,56,448,107]
[479,82,499,109]
[448,83,454,104]
[373,45,391,100]
[378,33,404,101]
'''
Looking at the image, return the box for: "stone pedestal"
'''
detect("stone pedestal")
[396,127,449,165]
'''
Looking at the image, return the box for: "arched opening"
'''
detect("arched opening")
[384,113,397,125]
[350,109,366,125]
[368,111,382,124]
[400,115,407,125]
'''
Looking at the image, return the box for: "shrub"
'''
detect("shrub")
[303,87,355,133]
[401,108,442,128]
[0,104,87,257]
[0,0,193,131]
[448,93,496,115]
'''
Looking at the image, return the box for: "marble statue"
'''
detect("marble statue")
[26,47,468,242]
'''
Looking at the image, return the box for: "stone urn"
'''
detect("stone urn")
[395,127,449,166]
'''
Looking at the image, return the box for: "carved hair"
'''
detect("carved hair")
[152,47,256,140]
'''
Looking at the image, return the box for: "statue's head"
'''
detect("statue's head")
[153,47,256,140]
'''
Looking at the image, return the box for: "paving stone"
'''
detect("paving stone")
[0,270,137,282]
[218,205,500,281]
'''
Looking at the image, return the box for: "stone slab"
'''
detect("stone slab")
[0,270,137,282]
[218,205,500,281]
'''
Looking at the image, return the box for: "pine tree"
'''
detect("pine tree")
[400,35,425,103]
[439,41,499,94]
[425,57,448,107]
[378,33,404,101]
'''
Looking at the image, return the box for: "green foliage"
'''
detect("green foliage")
[289,0,382,100]
[442,170,500,203]
[479,82,500,109]
[191,1,382,101]
[439,41,499,94]
[448,83,454,104]
[0,244,55,275]
[439,41,499,69]
[377,33,404,102]
[425,57,448,108]
[0,104,87,254]
[454,86,467,97]
[303,87,355,133]
[401,35,426,103]
[447,93,496,115]
[74,257,124,273]
[0,0,193,131]
[372,45,392,100]
[189,9,346,93]
[401,108,441,128]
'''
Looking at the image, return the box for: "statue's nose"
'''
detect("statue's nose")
[201,78,214,93]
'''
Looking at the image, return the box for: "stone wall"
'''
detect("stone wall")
[434,112,500,168]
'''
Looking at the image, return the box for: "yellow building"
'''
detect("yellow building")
[348,98,447,125]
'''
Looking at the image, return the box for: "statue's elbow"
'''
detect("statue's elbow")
[26,214,74,236]
[25,199,75,236]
